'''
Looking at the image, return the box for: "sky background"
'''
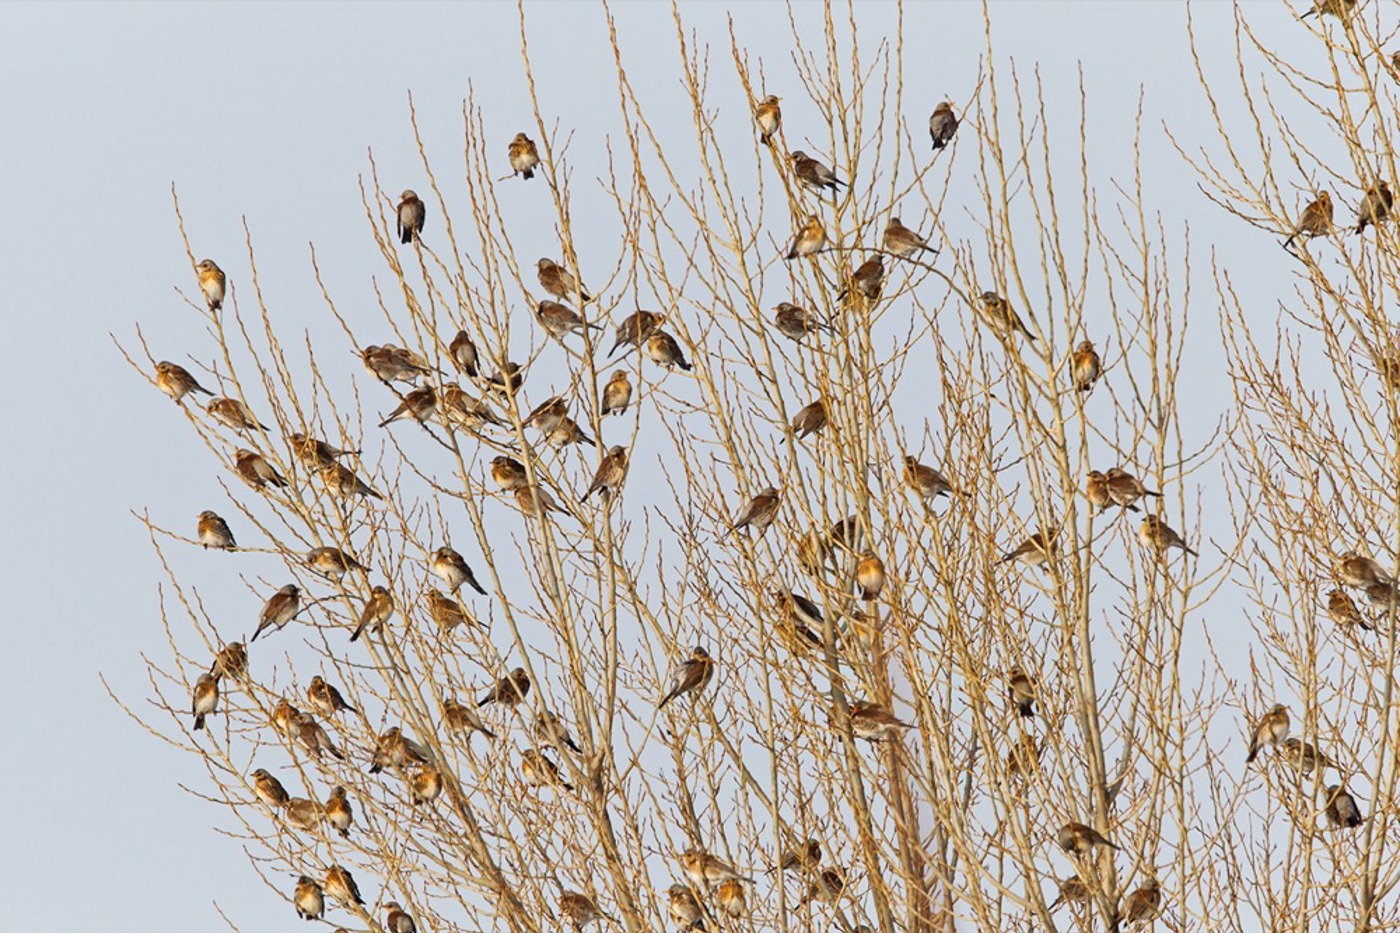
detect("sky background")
[0,2,1325,931]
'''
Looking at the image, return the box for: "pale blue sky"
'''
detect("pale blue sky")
[0,2,1316,931]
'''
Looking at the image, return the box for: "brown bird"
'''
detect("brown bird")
[755,94,782,145]
[191,673,218,731]
[1086,470,1112,512]
[658,646,715,709]
[443,695,496,739]
[379,385,438,428]
[786,215,828,260]
[903,455,954,501]
[431,546,487,595]
[773,302,831,342]
[426,589,474,635]
[845,700,910,741]
[1007,667,1036,718]
[515,484,569,520]
[294,714,344,761]
[769,839,822,875]
[306,675,357,717]
[524,396,569,433]
[206,397,269,433]
[1301,0,1356,19]
[294,876,325,921]
[210,642,248,681]
[547,416,596,449]
[1047,875,1089,911]
[647,331,693,371]
[1248,704,1292,765]
[324,865,364,907]
[284,796,322,832]
[1335,551,1393,589]
[351,585,395,642]
[488,361,526,397]
[252,768,291,809]
[441,385,503,432]
[1139,514,1197,558]
[155,361,214,402]
[251,584,300,642]
[1006,733,1041,781]
[325,785,353,837]
[681,850,752,890]
[667,883,705,930]
[839,256,884,302]
[714,879,746,919]
[396,190,426,244]
[410,767,443,806]
[319,462,382,500]
[197,511,236,550]
[791,400,828,439]
[1123,879,1162,924]
[1284,191,1333,248]
[491,455,530,491]
[1105,467,1160,513]
[855,552,886,600]
[449,329,479,377]
[789,150,846,194]
[361,344,433,385]
[1056,821,1118,856]
[608,310,665,358]
[884,217,938,258]
[533,710,582,753]
[369,726,432,774]
[929,101,959,150]
[728,486,781,536]
[195,259,227,311]
[538,257,591,302]
[1002,529,1056,569]
[798,866,848,907]
[288,432,358,469]
[1364,579,1398,611]
[384,902,417,933]
[479,667,531,708]
[1070,339,1101,391]
[1326,587,1372,631]
[602,370,632,416]
[976,291,1036,341]
[1280,737,1335,775]
[584,445,630,500]
[537,300,599,339]
[521,748,573,791]
[560,891,612,930]
[1326,784,1365,829]
[508,132,540,180]
[1356,181,1393,235]
[305,546,365,581]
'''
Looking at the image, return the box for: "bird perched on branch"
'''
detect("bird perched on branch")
[976,291,1036,341]
[206,397,268,433]
[1284,191,1333,248]
[1056,821,1118,856]
[929,101,959,150]
[443,696,496,739]
[431,546,487,595]
[491,455,530,491]
[584,445,630,500]
[379,386,438,428]
[508,132,540,180]
[1356,181,1392,235]
[681,851,752,890]
[856,552,886,600]
[325,785,353,837]
[1335,551,1393,589]
[305,547,364,581]
[536,300,599,339]
[210,642,247,681]
[479,667,531,708]
[769,839,822,875]
[425,589,474,634]
[728,486,781,536]
[608,310,665,358]
[351,585,395,642]
[306,675,357,717]
[786,215,827,260]
[839,257,884,302]
[602,370,632,416]
[197,511,235,550]
[791,400,828,439]
[1007,667,1036,718]
[903,455,954,501]
[789,150,846,194]
[195,259,226,311]
[773,302,831,342]
[1326,588,1371,631]
[449,329,479,377]
[1070,339,1101,392]
[324,865,364,907]
[289,432,359,469]
[251,584,300,642]
[191,673,218,731]
[843,700,910,741]
[361,344,433,385]
[155,361,213,402]
[396,190,425,244]
[659,646,715,709]
[1122,879,1162,924]
[252,768,291,809]
[538,257,591,302]
[884,217,938,258]
[521,748,573,791]
[294,876,324,921]
[1002,529,1056,569]
[647,331,693,371]
[667,883,705,930]
[1301,0,1355,19]
[754,95,782,145]
[1326,784,1364,829]
[1139,514,1197,558]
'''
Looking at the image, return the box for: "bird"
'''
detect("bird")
[1139,514,1197,558]
[602,370,632,416]
[533,710,582,753]
[1086,471,1112,512]
[839,256,884,301]
[195,259,227,311]
[608,310,665,358]
[1284,191,1333,247]
[667,883,706,930]
[1007,667,1036,718]
[289,433,358,469]
[252,768,291,809]
[426,589,474,635]
[1301,0,1356,19]
[305,547,365,581]
[855,552,886,600]
[410,767,443,805]
[785,215,827,260]
[447,329,479,378]
[560,891,611,930]
[775,587,826,634]
[294,876,325,921]
[294,714,344,761]
[1335,551,1393,589]
[396,190,426,244]
[1002,529,1056,568]
[1056,821,1118,856]
[441,386,502,432]
[206,397,268,433]
[524,396,570,434]
[431,546,487,595]
[681,850,752,890]
[488,361,526,397]
[351,585,395,642]
[1326,784,1364,829]
[798,866,847,907]
[385,902,417,933]
[537,300,599,339]
[284,796,322,832]
[324,785,353,837]
[324,865,364,907]
[976,291,1036,341]
[547,416,596,449]
[1006,733,1041,781]
[379,386,438,428]
[155,361,214,402]
[659,646,715,709]
[210,642,247,681]
[369,726,431,774]
[479,667,531,708]
[1280,737,1335,775]
[845,700,910,741]
[1047,875,1089,911]
[1364,579,1398,611]
[235,449,290,490]
[521,748,573,791]
[1326,588,1372,631]
[789,150,846,194]
[491,455,530,491]
[647,331,693,371]
[1245,704,1290,766]
[791,400,828,439]
[516,484,569,520]
[584,446,630,500]
[318,461,383,501]
[929,101,959,150]
[538,257,592,302]
[361,344,433,385]
[1356,181,1393,235]
[773,302,830,342]
[769,839,822,875]
[197,511,236,550]
[1122,879,1162,924]
[903,456,954,501]
[884,217,938,258]
[306,675,357,717]
[1105,467,1160,513]
[754,95,782,145]
[1070,339,1101,391]
[251,584,300,642]
[191,673,218,731]
[728,486,781,536]
[443,696,496,739]
[508,132,540,179]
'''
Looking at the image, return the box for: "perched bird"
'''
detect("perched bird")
[789,150,846,194]
[728,486,781,536]
[294,876,325,921]
[681,851,751,891]
[516,484,568,520]
[647,331,693,371]
[839,256,885,302]
[324,865,364,907]
[1070,339,1101,392]
[284,797,322,832]
[362,344,432,385]
[1006,734,1041,781]
[235,449,289,490]
[441,386,502,432]
[1105,467,1160,512]
[884,217,938,258]
[1122,879,1162,924]
[1047,875,1089,911]
[252,768,291,809]
[1366,579,1399,611]
[602,370,632,416]
[295,714,344,761]
[769,839,822,875]
[667,883,705,930]
[197,511,236,550]
[479,667,531,708]
[410,767,443,805]
[659,646,715,709]
[902,455,953,502]
[547,416,596,449]
[443,696,496,739]
[385,902,417,933]
[1335,551,1393,589]
[775,587,826,633]
[754,95,782,145]
[396,190,426,244]
[271,699,301,740]
[1056,821,1118,856]
[1326,784,1364,829]
[785,215,828,260]
[1280,737,1335,775]
[369,726,432,774]
[305,547,365,581]
[351,585,395,642]
[521,748,573,791]
[537,300,599,339]
[508,132,540,180]
[1356,181,1393,235]
[449,329,479,377]
[1246,705,1290,766]
[191,673,218,731]
[773,302,830,342]
[206,397,268,433]
[379,386,438,428]
[1086,470,1112,512]
[929,101,959,150]
[210,642,248,681]
[425,589,473,635]
[306,675,357,717]
[855,552,886,600]
[1002,530,1056,569]
[316,461,379,498]
[431,546,487,595]
[1301,0,1356,19]
[1326,588,1372,631]
[488,361,526,397]
[1284,191,1333,247]
[524,396,570,434]
[608,310,665,358]
[1139,514,1197,558]
[155,361,214,402]
[324,785,353,838]
[560,891,611,930]
[289,433,358,469]
[534,710,582,753]
[791,400,828,439]
[1007,667,1036,718]
[717,878,749,917]
[195,259,226,312]
[845,700,910,741]
[491,455,530,491]
[976,291,1036,341]
[798,866,847,907]
[584,446,630,500]
[538,257,591,302]
[251,584,300,642]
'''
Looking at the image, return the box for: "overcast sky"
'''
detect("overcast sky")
[0,2,1322,931]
